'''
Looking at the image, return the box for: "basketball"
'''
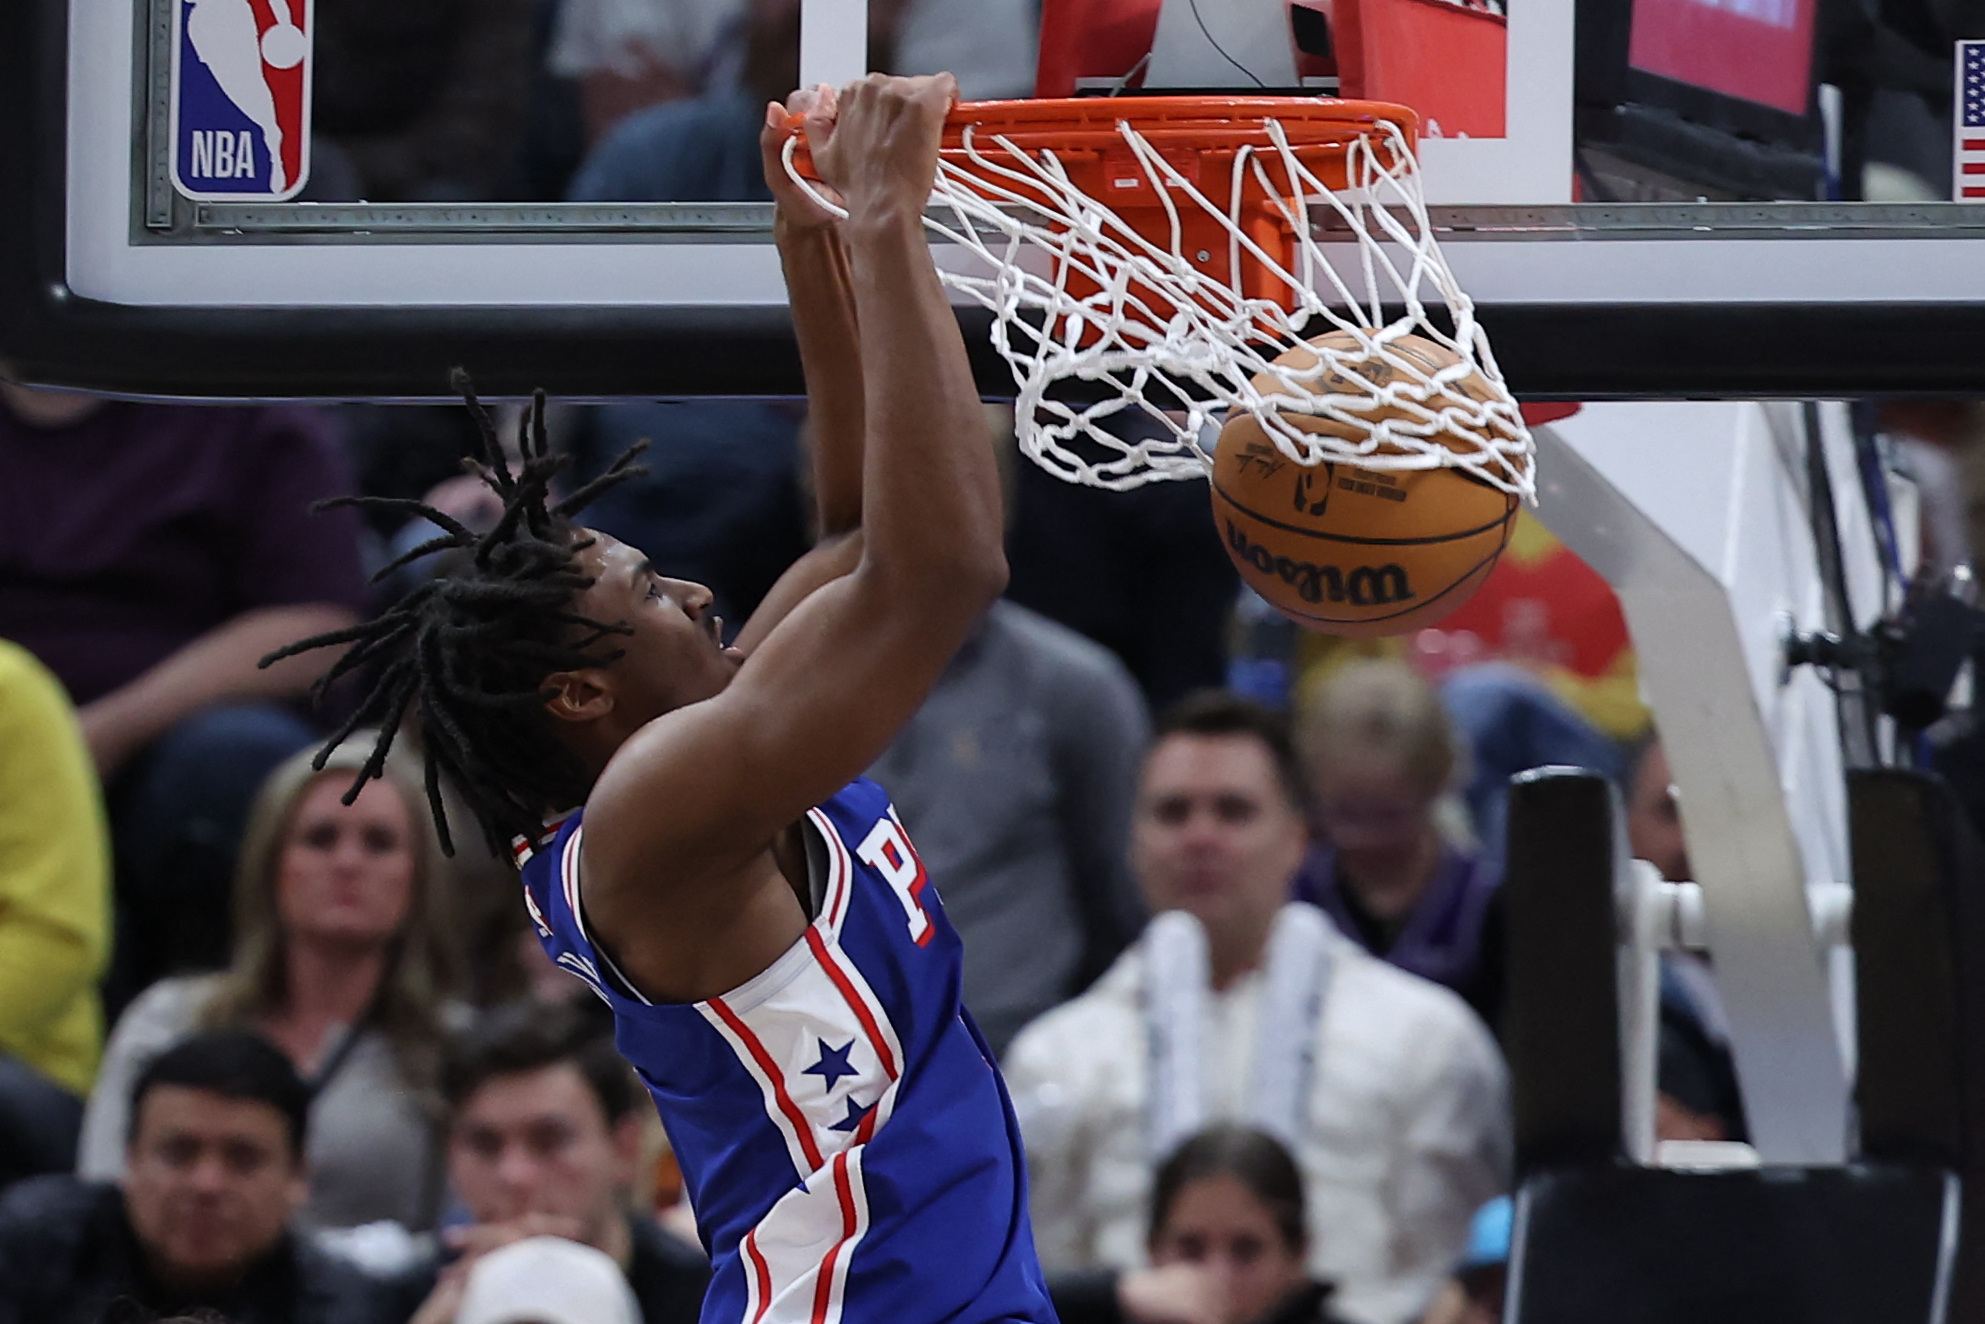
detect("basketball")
[1210,332,1520,638]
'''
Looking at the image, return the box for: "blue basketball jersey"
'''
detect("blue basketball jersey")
[516,777,1057,1324]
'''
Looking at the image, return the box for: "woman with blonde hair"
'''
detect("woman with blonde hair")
[77,737,462,1231]
[1293,661,1504,1031]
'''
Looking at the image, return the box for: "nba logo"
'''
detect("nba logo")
[170,0,313,201]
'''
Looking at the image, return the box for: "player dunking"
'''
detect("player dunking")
[270,74,1057,1324]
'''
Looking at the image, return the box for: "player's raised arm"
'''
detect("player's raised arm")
[731,84,868,653]
[575,73,1006,999]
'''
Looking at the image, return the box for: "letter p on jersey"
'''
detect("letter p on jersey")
[171,0,312,201]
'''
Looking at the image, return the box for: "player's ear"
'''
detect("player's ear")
[541,668,614,724]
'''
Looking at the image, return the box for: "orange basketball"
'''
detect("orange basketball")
[1210,332,1520,638]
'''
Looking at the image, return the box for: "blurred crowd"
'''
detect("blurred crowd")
[1,364,1827,1324]
[293,0,1040,205]
[8,3,1985,1322]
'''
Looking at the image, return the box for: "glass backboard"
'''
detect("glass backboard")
[7,0,1985,399]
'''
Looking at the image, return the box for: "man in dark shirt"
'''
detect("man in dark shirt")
[0,1030,388,1324]
[395,1002,709,1324]
[0,384,367,1006]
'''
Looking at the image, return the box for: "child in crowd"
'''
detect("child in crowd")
[1052,1124,1354,1324]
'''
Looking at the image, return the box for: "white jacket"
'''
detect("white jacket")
[1003,904,1511,1324]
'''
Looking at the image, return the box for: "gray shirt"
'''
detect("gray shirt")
[867,601,1150,1054]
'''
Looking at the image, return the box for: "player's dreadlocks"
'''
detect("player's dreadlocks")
[261,373,647,857]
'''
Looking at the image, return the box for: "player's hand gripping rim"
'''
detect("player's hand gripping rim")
[776,73,958,227]
[763,83,846,230]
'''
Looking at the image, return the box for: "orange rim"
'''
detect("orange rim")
[780,94,1427,315]
[784,95,1420,176]
[939,96,1420,154]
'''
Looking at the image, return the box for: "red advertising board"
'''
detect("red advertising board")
[1628,0,1815,115]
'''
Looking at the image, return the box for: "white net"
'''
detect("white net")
[786,106,1533,498]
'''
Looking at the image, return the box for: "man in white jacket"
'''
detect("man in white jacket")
[1004,692,1510,1324]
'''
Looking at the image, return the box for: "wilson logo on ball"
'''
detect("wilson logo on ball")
[1225,523,1416,606]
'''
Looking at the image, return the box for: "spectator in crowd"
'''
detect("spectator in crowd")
[393,1001,708,1324]
[0,1030,390,1324]
[1291,662,1505,1029]
[0,384,367,1011]
[1005,692,1510,1324]
[79,741,462,1233]
[310,0,539,200]
[0,640,110,1188]
[1053,1125,1355,1324]
[869,597,1151,1053]
[1623,737,1747,1144]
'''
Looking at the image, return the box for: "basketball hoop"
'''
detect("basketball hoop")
[784,96,1534,497]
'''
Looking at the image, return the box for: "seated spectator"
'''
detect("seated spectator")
[1005,692,1510,1324]
[1053,1125,1355,1324]
[0,1030,389,1324]
[393,1001,708,1324]
[79,741,461,1232]
[0,641,110,1188]
[1291,662,1505,1028]
[452,1237,643,1324]
[869,598,1150,1053]
[0,384,366,1011]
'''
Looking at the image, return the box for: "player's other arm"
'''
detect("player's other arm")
[582,75,1004,995]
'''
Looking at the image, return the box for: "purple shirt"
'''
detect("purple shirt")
[0,401,367,705]
[1293,843,1501,1000]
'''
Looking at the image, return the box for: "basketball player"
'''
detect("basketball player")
[266,73,1057,1324]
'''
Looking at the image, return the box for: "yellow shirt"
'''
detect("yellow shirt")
[0,641,111,1094]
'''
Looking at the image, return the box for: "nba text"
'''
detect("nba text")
[187,130,259,180]
[1225,522,1416,607]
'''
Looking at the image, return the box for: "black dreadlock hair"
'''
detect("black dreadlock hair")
[261,372,648,857]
